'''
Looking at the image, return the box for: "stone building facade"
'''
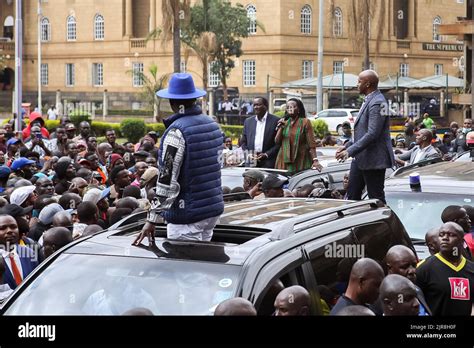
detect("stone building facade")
[0,0,467,110]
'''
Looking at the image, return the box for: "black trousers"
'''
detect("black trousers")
[347,160,386,204]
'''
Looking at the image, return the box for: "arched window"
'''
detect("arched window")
[3,16,14,39]
[67,15,77,41]
[246,5,257,35]
[301,5,312,34]
[94,14,104,40]
[41,17,51,42]
[333,7,343,37]
[433,16,441,42]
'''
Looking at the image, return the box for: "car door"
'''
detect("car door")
[303,228,362,314]
[246,247,321,315]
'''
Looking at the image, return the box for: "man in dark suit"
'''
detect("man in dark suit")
[336,70,395,203]
[0,215,39,290]
[240,97,280,168]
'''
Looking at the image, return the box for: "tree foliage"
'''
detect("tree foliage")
[182,0,261,100]
[128,63,170,123]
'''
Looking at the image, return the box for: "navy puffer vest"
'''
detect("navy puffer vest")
[160,106,224,224]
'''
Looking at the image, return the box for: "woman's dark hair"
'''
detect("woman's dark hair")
[285,98,306,119]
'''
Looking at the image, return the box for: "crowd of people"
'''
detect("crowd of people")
[215,205,473,316]
[0,71,472,316]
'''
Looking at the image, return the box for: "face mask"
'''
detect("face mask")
[462,128,472,133]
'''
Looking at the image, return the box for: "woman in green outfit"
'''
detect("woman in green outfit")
[275,98,323,175]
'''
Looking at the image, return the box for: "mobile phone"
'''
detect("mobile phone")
[35,133,43,140]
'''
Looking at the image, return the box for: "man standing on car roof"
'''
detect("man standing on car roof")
[133,73,224,245]
[336,70,395,203]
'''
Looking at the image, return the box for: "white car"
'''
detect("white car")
[310,108,359,135]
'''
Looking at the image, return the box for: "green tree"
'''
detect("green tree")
[128,63,170,122]
[345,0,386,70]
[181,0,263,101]
[149,0,191,73]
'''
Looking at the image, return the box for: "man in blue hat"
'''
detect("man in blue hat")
[133,73,224,244]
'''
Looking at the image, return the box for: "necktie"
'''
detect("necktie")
[9,253,23,286]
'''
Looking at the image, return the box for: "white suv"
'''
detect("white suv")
[310,108,359,135]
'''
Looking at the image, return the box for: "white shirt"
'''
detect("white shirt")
[413,145,433,164]
[254,113,268,153]
[0,283,13,302]
[47,109,58,120]
[222,102,233,112]
[1,246,24,281]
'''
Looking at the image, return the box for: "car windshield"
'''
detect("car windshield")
[5,254,241,315]
[386,192,474,240]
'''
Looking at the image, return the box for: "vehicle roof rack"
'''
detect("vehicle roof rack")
[270,199,384,240]
[392,156,443,177]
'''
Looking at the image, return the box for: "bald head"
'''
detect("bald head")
[274,285,310,316]
[52,211,73,228]
[418,129,433,144]
[214,298,257,316]
[425,227,440,256]
[347,258,385,305]
[98,142,113,156]
[385,245,417,283]
[122,307,154,316]
[441,205,471,233]
[380,274,419,316]
[360,70,379,85]
[43,227,73,258]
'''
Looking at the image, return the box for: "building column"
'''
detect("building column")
[56,89,62,116]
[103,89,108,120]
[125,0,133,37]
[150,0,156,32]
[440,91,445,118]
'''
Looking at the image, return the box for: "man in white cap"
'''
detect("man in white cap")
[9,185,37,209]
[134,73,224,244]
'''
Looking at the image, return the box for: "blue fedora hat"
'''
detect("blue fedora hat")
[156,73,206,100]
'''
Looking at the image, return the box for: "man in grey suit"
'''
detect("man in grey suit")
[336,70,395,203]
[240,97,280,168]
[395,129,441,167]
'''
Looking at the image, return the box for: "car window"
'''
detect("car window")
[350,111,358,118]
[4,254,241,315]
[329,111,348,118]
[250,248,307,315]
[386,192,474,240]
[304,229,359,314]
[352,221,412,264]
[318,111,329,118]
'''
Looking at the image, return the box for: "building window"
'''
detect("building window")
[399,63,409,77]
[302,60,313,79]
[133,62,144,87]
[301,5,312,34]
[94,14,104,40]
[433,16,441,42]
[180,60,186,73]
[41,17,51,42]
[369,62,376,71]
[333,7,343,37]
[66,63,75,87]
[333,61,344,74]
[246,5,257,35]
[208,61,220,87]
[92,63,103,86]
[67,15,77,41]
[41,63,48,86]
[434,64,443,76]
[243,60,256,87]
